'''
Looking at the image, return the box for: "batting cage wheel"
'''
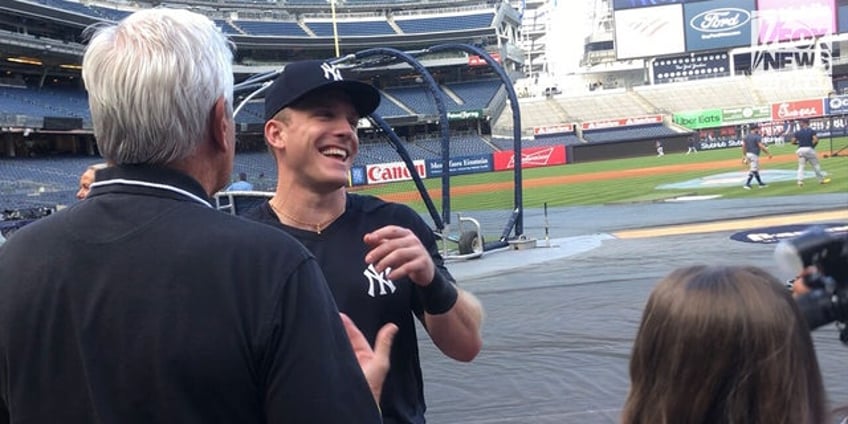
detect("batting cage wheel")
[458,230,484,256]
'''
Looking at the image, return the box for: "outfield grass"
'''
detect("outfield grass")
[357,137,848,212]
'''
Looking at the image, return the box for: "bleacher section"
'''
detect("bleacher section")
[305,19,397,37]
[581,124,680,144]
[233,20,308,36]
[234,101,265,124]
[373,94,412,117]
[749,70,834,103]
[384,86,449,115]
[0,87,90,126]
[394,12,495,34]
[634,76,760,113]
[553,90,654,121]
[0,156,101,209]
[446,80,501,111]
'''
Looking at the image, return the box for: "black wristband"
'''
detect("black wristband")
[417,271,458,315]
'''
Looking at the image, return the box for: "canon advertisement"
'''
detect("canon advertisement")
[614,4,686,60]
[651,52,730,84]
[683,0,755,52]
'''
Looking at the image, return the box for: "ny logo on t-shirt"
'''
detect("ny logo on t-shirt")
[363,264,396,297]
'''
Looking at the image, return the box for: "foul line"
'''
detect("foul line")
[613,210,848,239]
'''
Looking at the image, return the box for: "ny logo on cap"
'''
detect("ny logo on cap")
[321,62,343,81]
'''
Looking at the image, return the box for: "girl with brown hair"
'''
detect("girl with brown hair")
[622,265,829,424]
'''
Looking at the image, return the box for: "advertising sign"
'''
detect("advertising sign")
[533,123,575,136]
[722,105,771,124]
[809,116,848,137]
[613,0,689,10]
[492,145,566,171]
[468,52,501,67]
[770,99,824,121]
[582,115,664,131]
[840,4,848,33]
[614,5,686,60]
[365,160,426,184]
[673,109,722,129]
[755,0,835,44]
[824,95,848,115]
[447,110,483,121]
[652,52,730,84]
[683,0,754,52]
[426,155,493,177]
[350,166,368,186]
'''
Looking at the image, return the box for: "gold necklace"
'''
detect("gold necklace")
[269,200,343,235]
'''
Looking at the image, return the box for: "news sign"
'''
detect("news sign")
[770,99,824,121]
[683,0,754,52]
[754,0,835,44]
[824,95,848,115]
[614,4,686,60]
[492,145,566,171]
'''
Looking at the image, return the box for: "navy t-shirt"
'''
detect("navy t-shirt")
[245,193,455,424]
[744,133,762,155]
[794,127,817,148]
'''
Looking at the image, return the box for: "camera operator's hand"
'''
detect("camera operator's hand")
[791,266,818,298]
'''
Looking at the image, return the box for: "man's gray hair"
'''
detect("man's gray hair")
[82,8,235,165]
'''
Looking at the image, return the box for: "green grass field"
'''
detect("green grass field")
[358,137,848,213]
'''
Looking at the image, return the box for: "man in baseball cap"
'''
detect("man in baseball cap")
[264,59,380,120]
[246,59,485,424]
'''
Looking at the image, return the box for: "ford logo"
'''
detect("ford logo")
[690,8,750,33]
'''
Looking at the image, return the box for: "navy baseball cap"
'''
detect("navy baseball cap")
[264,59,381,120]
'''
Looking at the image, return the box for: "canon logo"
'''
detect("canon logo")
[366,161,426,184]
[690,8,750,33]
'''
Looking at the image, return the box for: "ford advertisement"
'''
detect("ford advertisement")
[684,0,754,52]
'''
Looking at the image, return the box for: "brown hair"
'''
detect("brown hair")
[622,265,828,424]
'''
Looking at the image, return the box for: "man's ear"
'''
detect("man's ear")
[264,117,287,151]
[210,96,231,153]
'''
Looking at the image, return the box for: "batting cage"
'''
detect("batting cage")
[228,43,526,259]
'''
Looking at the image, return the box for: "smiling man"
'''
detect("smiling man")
[244,59,484,424]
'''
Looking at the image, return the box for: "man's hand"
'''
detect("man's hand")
[363,225,435,286]
[340,313,398,405]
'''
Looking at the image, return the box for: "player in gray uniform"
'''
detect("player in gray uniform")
[741,125,771,189]
[790,119,831,186]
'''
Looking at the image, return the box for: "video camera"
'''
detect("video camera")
[775,227,848,345]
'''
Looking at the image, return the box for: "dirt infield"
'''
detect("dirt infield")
[378,154,800,203]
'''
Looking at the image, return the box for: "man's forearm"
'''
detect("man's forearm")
[424,289,484,362]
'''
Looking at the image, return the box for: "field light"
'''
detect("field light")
[7,57,43,66]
